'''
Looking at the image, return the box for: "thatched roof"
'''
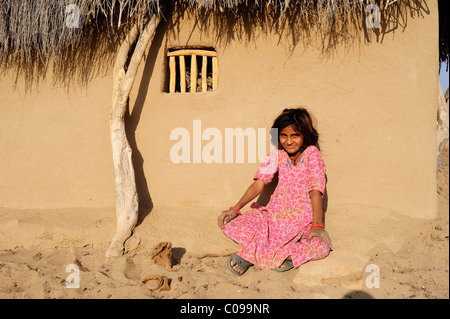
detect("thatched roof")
[0,0,448,70]
[0,0,361,60]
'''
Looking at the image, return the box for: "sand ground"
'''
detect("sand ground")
[0,145,448,300]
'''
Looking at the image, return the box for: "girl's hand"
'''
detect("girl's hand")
[306,227,333,250]
[218,209,239,229]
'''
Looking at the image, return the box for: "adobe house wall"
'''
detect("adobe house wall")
[0,0,439,219]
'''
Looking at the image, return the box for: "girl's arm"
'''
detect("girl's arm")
[232,179,266,211]
[218,179,265,228]
[307,190,333,249]
[310,190,324,225]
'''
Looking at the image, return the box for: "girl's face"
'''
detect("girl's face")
[280,125,303,155]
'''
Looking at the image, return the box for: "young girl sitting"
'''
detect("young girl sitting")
[218,108,332,275]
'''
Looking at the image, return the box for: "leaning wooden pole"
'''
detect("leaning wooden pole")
[106,13,161,257]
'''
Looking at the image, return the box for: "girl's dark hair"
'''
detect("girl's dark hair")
[271,108,319,152]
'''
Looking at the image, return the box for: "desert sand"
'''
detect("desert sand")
[0,145,448,301]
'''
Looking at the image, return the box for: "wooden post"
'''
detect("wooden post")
[202,56,207,92]
[179,55,186,93]
[212,56,218,90]
[107,13,162,258]
[169,56,176,93]
[190,55,197,92]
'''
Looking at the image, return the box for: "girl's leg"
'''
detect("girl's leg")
[290,236,330,268]
[222,208,266,248]
[222,208,268,271]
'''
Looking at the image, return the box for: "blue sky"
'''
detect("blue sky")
[439,61,449,94]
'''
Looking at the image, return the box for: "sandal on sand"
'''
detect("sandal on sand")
[272,260,294,272]
[227,253,253,276]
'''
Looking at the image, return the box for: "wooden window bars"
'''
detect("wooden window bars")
[167,49,218,93]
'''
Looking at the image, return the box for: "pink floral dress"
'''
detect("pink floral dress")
[222,145,330,269]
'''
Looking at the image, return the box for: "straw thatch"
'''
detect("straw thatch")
[1,0,447,68]
[0,0,350,65]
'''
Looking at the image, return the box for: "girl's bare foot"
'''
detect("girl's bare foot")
[227,254,253,276]
[229,259,246,275]
[273,256,294,272]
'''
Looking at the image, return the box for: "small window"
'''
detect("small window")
[166,48,218,93]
